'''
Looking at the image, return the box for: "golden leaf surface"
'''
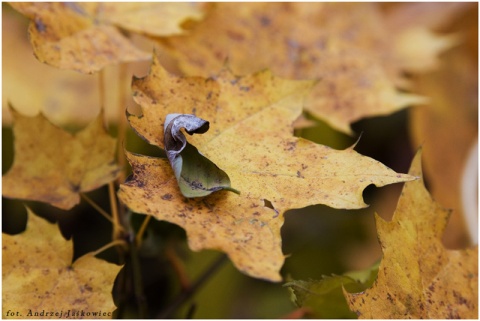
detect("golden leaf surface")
[2,209,121,319]
[118,56,415,281]
[2,7,98,126]
[157,2,453,134]
[96,2,205,37]
[345,150,478,318]
[9,2,202,73]
[2,108,119,210]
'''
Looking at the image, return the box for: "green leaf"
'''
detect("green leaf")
[164,113,239,197]
[284,263,378,319]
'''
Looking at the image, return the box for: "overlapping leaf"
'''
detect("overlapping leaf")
[9,2,204,73]
[285,263,378,319]
[2,209,122,318]
[118,56,414,281]
[96,2,205,37]
[344,150,478,318]
[2,108,119,210]
[2,7,100,126]
[156,2,453,134]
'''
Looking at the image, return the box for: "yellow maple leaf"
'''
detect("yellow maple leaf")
[117,55,415,281]
[156,2,449,134]
[2,7,98,126]
[9,2,203,73]
[2,108,119,210]
[96,2,205,37]
[2,209,122,319]
[344,150,478,318]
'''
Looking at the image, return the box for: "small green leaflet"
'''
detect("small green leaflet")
[164,113,239,198]
[284,261,379,319]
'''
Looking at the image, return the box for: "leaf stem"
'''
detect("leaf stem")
[109,181,123,240]
[87,239,128,258]
[80,192,115,225]
[156,253,229,318]
[98,69,106,122]
[116,63,128,184]
[98,70,125,239]
[135,215,151,247]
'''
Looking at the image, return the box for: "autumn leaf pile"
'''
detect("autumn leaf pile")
[2,2,477,319]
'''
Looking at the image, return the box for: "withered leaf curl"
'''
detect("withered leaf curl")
[164,113,239,198]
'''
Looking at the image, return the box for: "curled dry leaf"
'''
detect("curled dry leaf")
[9,2,204,73]
[344,150,478,318]
[2,107,119,210]
[156,2,449,134]
[164,113,239,197]
[2,209,122,318]
[118,55,415,281]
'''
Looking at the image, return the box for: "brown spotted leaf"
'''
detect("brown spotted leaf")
[156,2,454,134]
[344,150,478,318]
[2,209,122,318]
[2,107,119,210]
[118,55,415,281]
[96,2,205,37]
[2,6,102,126]
[9,2,204,73]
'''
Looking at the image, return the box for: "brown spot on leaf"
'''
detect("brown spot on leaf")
[34,18,46,33]
[161,193,173,201]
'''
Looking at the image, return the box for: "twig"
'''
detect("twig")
[130,237,148,318]
[157,253,229,318]
[185,303,197,319]
[165,244,190,290]
[280,307,312,319]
